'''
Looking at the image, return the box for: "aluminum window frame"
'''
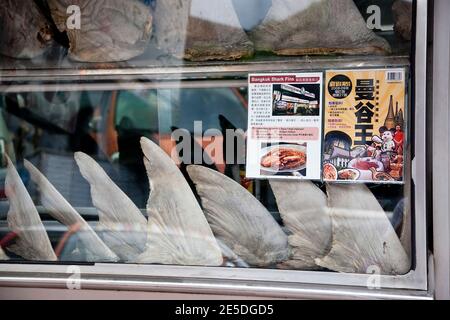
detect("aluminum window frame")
[0,0,430,298]
[432,0,450,301]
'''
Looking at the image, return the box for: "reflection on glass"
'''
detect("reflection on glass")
[0,0,412,66]
[0,87,410,275]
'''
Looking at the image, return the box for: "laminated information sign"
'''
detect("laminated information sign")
[322,68,406,183]
[246,73,323,180]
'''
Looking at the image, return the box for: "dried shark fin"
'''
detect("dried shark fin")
[47,0,153,62]
[219,115,247,182]
[250,0,391,56]
[270,180,332,269]
[392,0,413,41]
[184,0,254,61]
[154,0,254,61]
[316,184,410,275]
[137,138,223,266]
[399,211,411,259]
[24,159,119,262]
[153,0,191,58]
[187,165,289,267]
[170,125,219,191]
[216,239,250,268]
[74,152,147,261]
[0,1,54,59]
[390,197,411,259]
[4,156,57,261]
[397,199,411,260]
[0,247,8,260]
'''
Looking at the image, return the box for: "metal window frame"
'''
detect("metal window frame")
[432,0,450,301]
[0,0,430,298]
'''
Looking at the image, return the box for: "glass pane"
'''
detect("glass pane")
[0,0,415,279]
[0,85,411,274]
[0,0,412,68]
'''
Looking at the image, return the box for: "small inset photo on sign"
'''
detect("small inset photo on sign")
[272,84,320,117]
[260,142,307,177]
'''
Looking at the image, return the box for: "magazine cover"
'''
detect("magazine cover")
[323,68,407,183]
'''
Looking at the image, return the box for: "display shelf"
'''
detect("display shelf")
[0,0,434,301]
[0,52,411,92]
[0,31,410,81]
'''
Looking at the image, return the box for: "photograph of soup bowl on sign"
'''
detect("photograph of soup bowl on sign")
[260,142,307,177]
[246,72,323,180]
[323,68,407,184]
[272,84,320,116]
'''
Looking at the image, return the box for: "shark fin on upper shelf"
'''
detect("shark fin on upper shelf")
[154,0,254,61]
[249,0,391,56]
[0,1,54,59]
[47,0,153,62]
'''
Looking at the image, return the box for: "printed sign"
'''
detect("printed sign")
[323,68,407,183]
[246,73,323,180]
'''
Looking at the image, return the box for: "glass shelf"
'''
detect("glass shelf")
[0,52,410,92]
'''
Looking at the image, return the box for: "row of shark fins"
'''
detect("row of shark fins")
[0,0,411,62]
[0,137,411,275]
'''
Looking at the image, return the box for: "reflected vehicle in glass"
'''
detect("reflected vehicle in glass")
[0,87,250,263]
[0,0,414,282]
[0,86,409,275]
